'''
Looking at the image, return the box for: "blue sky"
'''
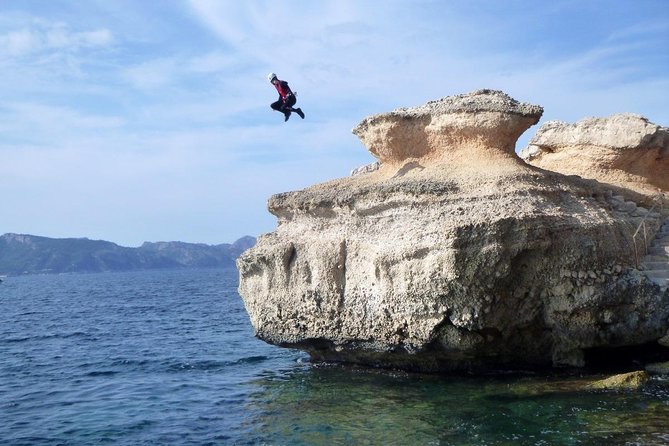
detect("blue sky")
[1,0,667,246]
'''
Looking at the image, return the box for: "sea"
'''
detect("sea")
[1,268,668,446]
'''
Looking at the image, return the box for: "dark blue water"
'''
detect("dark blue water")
[1,269,668,445]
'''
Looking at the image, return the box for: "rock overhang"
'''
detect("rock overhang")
[354,89,543,124]
[351,89,544,166]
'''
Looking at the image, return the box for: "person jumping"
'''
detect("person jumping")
[268,73,305,122]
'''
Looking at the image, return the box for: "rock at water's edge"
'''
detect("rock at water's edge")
[238,90,669,373]
[589,371,650,390]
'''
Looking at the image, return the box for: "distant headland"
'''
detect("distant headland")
[0,233,255,276]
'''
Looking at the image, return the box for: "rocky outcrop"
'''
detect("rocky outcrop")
[350,161,381,177]
[519,114,669,196]
[238,90,669,372]
[352,89,543,168]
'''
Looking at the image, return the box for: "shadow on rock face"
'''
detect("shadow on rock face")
[393,161,425,179]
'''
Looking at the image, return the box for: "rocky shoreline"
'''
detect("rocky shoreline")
[238,89,669,373]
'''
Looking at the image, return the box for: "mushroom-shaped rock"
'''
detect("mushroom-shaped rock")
[238,91,669,373]
[352,89,543,167]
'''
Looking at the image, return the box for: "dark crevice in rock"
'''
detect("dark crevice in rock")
[583,341,669,373]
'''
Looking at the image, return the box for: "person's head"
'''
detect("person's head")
[268,72,278,84]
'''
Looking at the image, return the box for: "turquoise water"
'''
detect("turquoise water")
[247,367,669,445]
[1,269,668,445]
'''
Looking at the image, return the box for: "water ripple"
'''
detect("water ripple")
[2,268,667,445]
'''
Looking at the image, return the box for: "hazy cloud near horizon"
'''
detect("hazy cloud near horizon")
[1,0,667,246]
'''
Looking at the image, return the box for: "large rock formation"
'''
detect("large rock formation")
[519,114,669,196]
[238,90,669,372]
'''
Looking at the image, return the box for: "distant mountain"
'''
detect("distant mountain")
[0,233,256,276]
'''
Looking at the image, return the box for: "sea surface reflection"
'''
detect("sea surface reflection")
[245,364,669,445]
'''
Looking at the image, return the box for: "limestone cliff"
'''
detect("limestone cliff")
[238,90,669,372]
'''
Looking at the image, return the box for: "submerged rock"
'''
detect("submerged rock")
[238,90,669,373]
[589,371,650,390]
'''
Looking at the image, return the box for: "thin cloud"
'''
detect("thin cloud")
[0,22,112,57]
[122,58,180,90]
[606,20,669,42]
[0,29,39,55]
[189,51,240,73]
[0,1,667,245]
[186,0,364,66]
[0,102,125,148]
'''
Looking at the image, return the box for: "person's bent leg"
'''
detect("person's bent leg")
[280,97,293,121]
[270,100,283,111]
[284,95,297,109]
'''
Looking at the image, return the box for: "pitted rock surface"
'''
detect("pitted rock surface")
[520,114,669,195]
[238,91,669,372]
[352,89,543,166]
[373,89,543,117]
